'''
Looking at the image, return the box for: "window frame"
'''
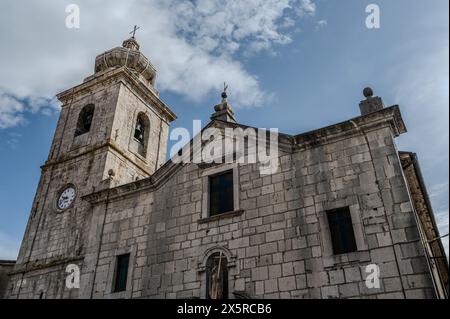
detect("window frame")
[201,164,240,220]
[320,203,369,268]
[326,207,358,255]
[208,170,235,217]
[130,112,151,158]
[113,253,130,293]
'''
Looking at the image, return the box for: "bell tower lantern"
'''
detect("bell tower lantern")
[53,35,177,188]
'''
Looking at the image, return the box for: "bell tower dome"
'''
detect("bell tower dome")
[93,36,157,89]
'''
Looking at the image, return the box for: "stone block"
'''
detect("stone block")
[339,283,360,298]
[251,267,268,281]
[266,230,284,243]
[321,285,339,299]
[278,276,296,292]
[370,247,396,263]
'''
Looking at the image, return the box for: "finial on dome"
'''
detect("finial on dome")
[221,82,229,102]
[211,82,236,123]
[122,25,141,50]
[363,87,374,99]
[122,37,140,50]
[359,86,384,116]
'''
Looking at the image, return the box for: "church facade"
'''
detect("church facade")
[5,37,448,299]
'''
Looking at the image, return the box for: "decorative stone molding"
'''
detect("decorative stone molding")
[197,246,237,273]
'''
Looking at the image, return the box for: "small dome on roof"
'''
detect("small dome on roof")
[94,37,156,87]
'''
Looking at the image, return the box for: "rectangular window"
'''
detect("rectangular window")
[209,170,234,216]
[327,207,357,255]
[113,254,130,292]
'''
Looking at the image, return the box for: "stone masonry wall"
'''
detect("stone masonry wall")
[7,106,436,299]
[8,72,170,298]
[75,123,435,299]
[112,82,171,176]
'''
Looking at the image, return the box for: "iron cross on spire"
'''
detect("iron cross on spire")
[130,25,140,39]
[222,82,229,101]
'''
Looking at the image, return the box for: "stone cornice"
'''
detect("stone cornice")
[294,105,406,149]
[213,120,295,153]
[42,139,152,176]
[56,66,177,122]
[83,105,407,206]
[10,256,84,275]
[83,159,184,204]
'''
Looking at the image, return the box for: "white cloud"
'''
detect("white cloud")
[0,0,318,128]
[167,0,315,56]
[296,0,316,17]
[0,91,58,129]
[0,231,20,260]
[316,20,328,29]
[0,93,26,129]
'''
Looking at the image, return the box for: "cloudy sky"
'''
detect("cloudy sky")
[0,0,448,260]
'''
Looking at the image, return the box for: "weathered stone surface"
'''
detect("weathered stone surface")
[6,40,441,300]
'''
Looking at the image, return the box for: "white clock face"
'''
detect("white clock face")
[57,186,76,211]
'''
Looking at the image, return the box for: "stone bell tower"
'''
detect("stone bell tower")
[9,35,176,299]
[55,35,177,185]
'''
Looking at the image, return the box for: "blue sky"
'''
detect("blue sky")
[0,0,448,259]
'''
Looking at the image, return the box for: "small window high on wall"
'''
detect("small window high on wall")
[113,254,130,293]
[209,170,234,216]
[75,104,94,137]
[327,207,357,255]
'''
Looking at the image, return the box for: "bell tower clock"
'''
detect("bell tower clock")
[9,36,176,299]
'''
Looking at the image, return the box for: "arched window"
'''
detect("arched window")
[134,116,146,144]
[75,104,95,137]
[206,252,228,299]
[133,113,150,156]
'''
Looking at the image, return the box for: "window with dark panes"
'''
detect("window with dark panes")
[327,207,357,255]
[113,254,130,292]
[209,170,234,216]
